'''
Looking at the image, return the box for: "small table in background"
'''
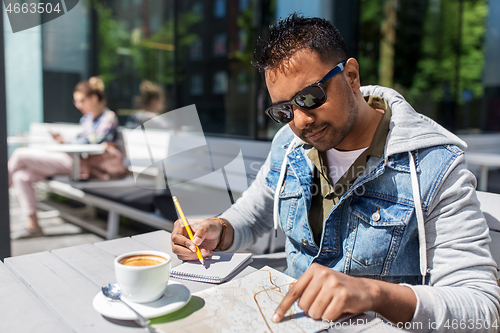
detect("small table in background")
[465,152,500,191]
[7,135,51,146]
[44,144,106,181]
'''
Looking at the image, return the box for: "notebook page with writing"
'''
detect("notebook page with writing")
[171,252,253,284]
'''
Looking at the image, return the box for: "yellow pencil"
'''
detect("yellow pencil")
[172,196,205,265]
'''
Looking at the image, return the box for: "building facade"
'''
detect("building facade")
[3,0,499,140]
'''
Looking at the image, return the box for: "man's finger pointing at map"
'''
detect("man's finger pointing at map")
[272,265,313,322]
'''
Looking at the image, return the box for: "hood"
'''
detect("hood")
[360,85,467,158]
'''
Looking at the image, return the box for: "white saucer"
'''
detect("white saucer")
[93,282,191,320]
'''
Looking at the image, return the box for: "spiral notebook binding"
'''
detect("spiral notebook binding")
[170,252,253,284]
[170,272,223,284]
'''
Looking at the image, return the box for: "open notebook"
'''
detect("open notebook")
[171,252,253,284]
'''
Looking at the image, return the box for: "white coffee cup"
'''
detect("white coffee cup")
[114,250,171,303]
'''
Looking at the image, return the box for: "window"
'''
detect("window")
[191,74,204,96]
[214,0,226,18]
[213,33,227,57]
[192,2,203,16]
[238,30,247,52]
[190,39,203,61]
[213,71,228,94]
[239,0,250,12]
[236,71,249,93]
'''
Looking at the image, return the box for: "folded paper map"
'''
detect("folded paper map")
[151,266,331,333]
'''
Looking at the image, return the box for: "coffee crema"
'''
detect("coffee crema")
[119,254,168,267]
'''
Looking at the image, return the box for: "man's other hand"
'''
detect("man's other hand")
[272,263,417,324]
[272,263,378,322]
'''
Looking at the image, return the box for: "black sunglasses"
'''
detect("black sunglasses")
[265,61,346,123]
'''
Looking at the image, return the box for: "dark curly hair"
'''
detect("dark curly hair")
[253,13,348,72]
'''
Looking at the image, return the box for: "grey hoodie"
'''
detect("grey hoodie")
[220,85,500,332]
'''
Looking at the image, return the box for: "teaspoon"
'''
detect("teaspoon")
[101,283,158,333]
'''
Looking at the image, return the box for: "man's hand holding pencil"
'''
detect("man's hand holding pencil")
[171,197,234,262]
[171,218,222,260]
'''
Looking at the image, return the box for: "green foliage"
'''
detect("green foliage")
[92,0,201,87]
[131,9,202,85]
[234,4,257,69]
[358,0,385,86]
[359,0,487,105]
[410,0,487,103]
[92,0,130,85]
[360,0,385,24]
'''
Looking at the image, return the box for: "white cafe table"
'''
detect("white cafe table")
[0,231,401,333]
[7,135,43,146]
[44,144,106,181]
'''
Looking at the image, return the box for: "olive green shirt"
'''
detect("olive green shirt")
[307,95,391,245]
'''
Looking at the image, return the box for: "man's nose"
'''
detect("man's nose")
[292,107,315,129]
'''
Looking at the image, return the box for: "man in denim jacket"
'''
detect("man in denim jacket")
[172,14,500,332]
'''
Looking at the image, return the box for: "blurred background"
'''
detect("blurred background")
[6,0,499,142]
[1,0,500,259]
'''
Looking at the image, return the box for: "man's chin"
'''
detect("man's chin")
[294,129,338,151]
[299,126,339,152]
[312,144,332,152]
[306,140,334,152]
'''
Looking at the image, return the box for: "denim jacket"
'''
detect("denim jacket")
[266,126,467,284]
[221,86,500,332]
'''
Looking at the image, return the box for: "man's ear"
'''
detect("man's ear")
[344,58,361,93]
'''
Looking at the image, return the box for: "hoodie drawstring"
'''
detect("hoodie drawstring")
[273,138,299,237]
[409,151,427,285]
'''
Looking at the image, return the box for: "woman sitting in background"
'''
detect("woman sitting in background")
[9,77,125,239]
[125,80,169,129]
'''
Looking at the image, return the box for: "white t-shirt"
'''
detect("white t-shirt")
[325,147,368,185]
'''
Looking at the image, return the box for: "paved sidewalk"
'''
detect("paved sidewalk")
[9,187,161,257]
[9,189,104,257]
